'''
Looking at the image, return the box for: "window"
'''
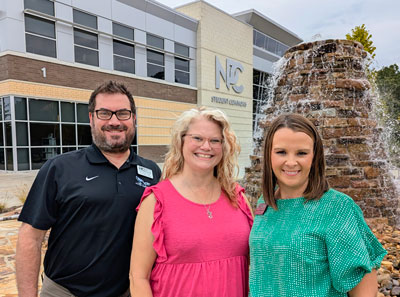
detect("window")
[175,58,189,85]
[147,34,164,49]
[73,9,97,29]
[74,29,99,66]
[147,50,164,80]
[24,0,54,16]
[25,14,56,58]
[73,10,98,66]
[174,43,190,85]
[113,40,135,74]
[146,34,164,80]
[253,30,289,57]
[253,70,271,136]
[113,23,134,41]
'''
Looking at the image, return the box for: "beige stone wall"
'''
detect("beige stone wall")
[177,2,254,177]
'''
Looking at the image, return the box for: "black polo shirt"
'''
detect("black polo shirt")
[19,144,161,297]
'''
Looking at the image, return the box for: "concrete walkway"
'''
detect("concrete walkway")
[0,171,37,209]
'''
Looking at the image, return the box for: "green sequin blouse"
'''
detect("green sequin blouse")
[249,189,387,297]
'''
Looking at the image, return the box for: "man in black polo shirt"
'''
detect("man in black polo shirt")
[16,81,161,297]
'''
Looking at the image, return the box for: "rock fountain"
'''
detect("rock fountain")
[245,39,399,227]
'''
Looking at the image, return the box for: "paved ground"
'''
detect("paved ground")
[0,209,46,297]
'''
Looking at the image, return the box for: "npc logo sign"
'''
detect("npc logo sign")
[215,56,244,94]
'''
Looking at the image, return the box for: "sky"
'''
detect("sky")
[156,0,400,69]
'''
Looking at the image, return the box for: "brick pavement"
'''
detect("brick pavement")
[0,214,46,297]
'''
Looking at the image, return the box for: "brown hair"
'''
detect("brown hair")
[163,107,241,204]
[88,81,136,114]
[262,114,329,209]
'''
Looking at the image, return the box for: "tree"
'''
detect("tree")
[346,24,376,59]
[376,64,400,164]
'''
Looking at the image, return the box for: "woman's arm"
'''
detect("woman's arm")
[348,269,378,297]
[130,193,158,297]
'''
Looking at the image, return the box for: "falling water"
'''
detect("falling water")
[246,39,400,226]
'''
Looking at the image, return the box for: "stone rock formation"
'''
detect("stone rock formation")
[245,39,399,226]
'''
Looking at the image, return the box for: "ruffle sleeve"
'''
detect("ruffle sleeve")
[325,194,387,293]
[136,186,168,263]
[235,184,254,227]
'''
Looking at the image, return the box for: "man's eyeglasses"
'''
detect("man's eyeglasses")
[183,134,223,148]
[95,109,132,121]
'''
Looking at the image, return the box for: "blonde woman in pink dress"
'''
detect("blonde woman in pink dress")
[130,107,253,297]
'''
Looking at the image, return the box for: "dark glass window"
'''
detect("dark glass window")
[74,46,99,66]
[3,97,11,120]
[147,50,164,66]
[0,149,4,170]
[147,34,163,49]
[63,147,77,153]
[61,102,75,122]
[6,148,13,171]
[24,0,54,16]
[15,97,27,120]
[25,15,55,38]
[0,98,2,120]
[31,147,60,169]
[175,71,189,85]
[113,23,134,40]
[26,34,56,58]
[114,40,134,58]
[5,122,12,146]
[73,9,97,29]
[175,58,189,72]
[74,29,98,49]
[16,122,28,146]
[29,99,59,121]
[78,125,92,145]
[147,64,165,80]
[253,70,261,85]
[17,148,30,170]
[114,56,135,74]
[175,43,189,57]
[0,123,3,146]
[62,124,76,145]
[30,123,60,146]
[77,104,89,123]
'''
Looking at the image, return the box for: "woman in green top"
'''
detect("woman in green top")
[249,114,387,297]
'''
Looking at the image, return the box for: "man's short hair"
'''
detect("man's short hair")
[88,81,136,114]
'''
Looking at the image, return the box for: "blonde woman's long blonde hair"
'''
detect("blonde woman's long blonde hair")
[162,107,241,205]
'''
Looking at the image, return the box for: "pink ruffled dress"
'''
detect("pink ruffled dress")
[137,179,253,297]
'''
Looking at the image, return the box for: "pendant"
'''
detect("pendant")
[207,209,213,219]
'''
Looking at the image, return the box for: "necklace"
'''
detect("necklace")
[186,181,216,219]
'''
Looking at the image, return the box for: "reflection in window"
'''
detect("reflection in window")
[15,97,27,120]
[25,15,56,58]
[62,124,76,145]
[73,9,97,29]
[253,29,289,57]
[24,0,54,16]
[113,40,135,74]
[147,34,163,49]
[0,148,4,170]
[77,104,89,123]
[18,148,30,170]
[30,123,60,146]
[31,147,60,169]
[61,102,75,122]
[78,125,92,145]
[175,57,190,85]
[6,148,13,171]
[0,123,3,146]
[113,23,134,41]
[5,122,12,146]
[147,50,164,80]
[17,122,28,146]
[29,99,59,121]
[175,43,189,57]
[74,28,98,66]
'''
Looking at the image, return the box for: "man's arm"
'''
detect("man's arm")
[16,223,47,297]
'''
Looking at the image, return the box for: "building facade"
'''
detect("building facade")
[0,0,301,175]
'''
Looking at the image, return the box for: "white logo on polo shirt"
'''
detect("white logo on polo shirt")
[86,175,99,181]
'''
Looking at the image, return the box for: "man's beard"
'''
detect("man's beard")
[91,122,135,153]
